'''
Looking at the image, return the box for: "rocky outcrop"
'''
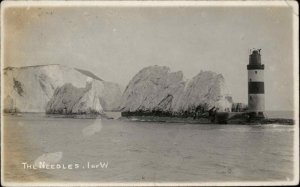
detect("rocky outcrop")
[120,65,233,117]
[120,66,185,112]
[231,103,248,112]
[3,65,122,113]
[46,80,104,114]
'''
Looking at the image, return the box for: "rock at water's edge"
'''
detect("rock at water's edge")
[120,65,233,117]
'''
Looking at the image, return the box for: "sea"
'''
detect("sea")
[2,111,296,184]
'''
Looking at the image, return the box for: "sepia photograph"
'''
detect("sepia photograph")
[1,0,299,186]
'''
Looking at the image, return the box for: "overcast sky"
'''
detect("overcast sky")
[3,5,295,111]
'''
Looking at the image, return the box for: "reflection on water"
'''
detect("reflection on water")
[34,152,63,167]
[2,113,295,183]
[82,119,102,137]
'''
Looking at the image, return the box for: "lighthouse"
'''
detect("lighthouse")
[247,49,265,119]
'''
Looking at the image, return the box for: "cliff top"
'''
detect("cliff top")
[3,64,103,82]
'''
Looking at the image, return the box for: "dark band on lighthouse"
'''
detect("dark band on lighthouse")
[248,82,264,94]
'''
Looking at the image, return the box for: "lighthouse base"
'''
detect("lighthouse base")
[248,112,265,121]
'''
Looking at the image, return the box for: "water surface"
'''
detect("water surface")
[3,113,295,183]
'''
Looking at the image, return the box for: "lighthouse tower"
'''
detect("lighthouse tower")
[247,49,265,119]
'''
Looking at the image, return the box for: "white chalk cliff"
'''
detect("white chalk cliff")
[120,66,233,113]
[3,65,122,113]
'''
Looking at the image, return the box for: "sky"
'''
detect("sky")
[3,5,296,111]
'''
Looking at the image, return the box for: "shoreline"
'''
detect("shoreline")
[120,115,294,125]
[2,112,294,125]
